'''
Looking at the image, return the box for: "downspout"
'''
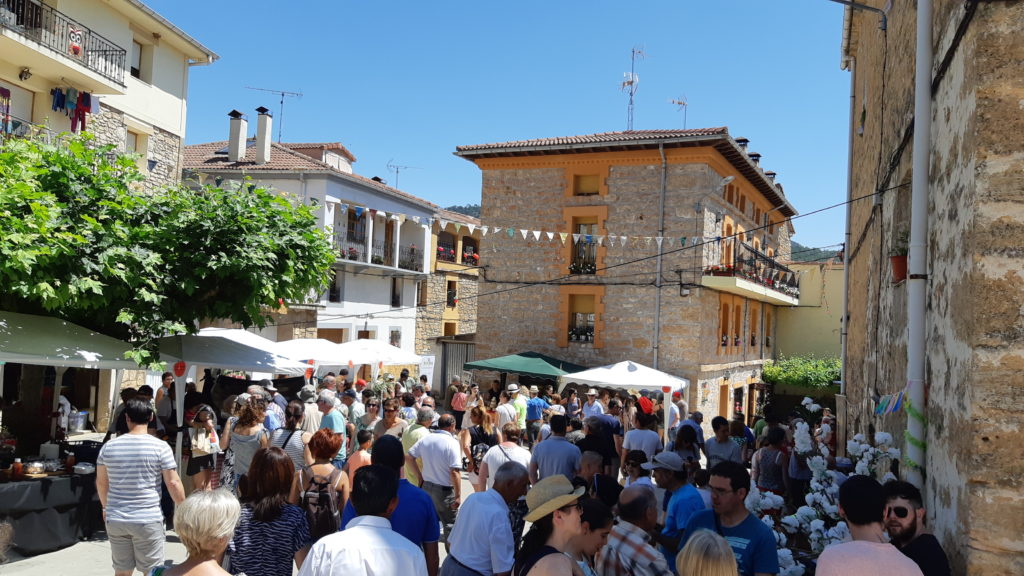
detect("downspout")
[906,0,932,489]
[841,54,855,396]
[653,143,667,370]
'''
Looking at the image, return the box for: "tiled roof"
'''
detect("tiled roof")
[435,208,481,226]
[454,128,729,154]
[279,142,357,163]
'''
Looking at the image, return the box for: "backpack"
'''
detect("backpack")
[469,425,495,471]
[298,466,342,541]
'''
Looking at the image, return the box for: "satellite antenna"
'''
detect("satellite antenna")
[621,46,644,131]
[670,96,688,129]
[386,159,421,189]
[245,86,303,142]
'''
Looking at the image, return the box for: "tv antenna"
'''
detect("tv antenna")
[621,46,644,131]
[245,86,303,142]
[386,159,420,189]
[670,96,688,129]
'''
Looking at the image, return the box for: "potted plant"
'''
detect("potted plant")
[890,227,909,283]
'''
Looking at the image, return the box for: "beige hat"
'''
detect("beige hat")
[525,475,585,523]
[586,388,598,396]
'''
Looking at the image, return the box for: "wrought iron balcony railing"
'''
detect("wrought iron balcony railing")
[370,240,393,265]
[704,242,800,298]
[0,0,127,85]
[398,245,423,272]
[437,241,457,263]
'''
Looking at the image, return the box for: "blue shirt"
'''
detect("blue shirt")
[594,413,623,437]
[321,409,346,434]
[682,510,779,576]
[526,397,550,421]
[264,411,282,432]
[662,484,706,568]
[341,479,440,546]
[530,436,581,481]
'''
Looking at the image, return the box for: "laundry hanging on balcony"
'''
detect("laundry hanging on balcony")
[48,87,99,133]
[0,87,11,135]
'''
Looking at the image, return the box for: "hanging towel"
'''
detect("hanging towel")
[90,95,101,114]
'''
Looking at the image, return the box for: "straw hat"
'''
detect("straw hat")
[525,475,585,523]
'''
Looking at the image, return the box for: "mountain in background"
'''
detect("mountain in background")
[790,241,839,262]
[445,204,481,218]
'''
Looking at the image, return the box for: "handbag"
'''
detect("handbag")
[190,405,219,456]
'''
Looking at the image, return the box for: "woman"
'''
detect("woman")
[729,419,749,462]
[358,400,381,433]
[622,411,662,463]
[270,400,313,471]
[675,529,739,576]
[563,498,613,576]
[298,428,350,542]
[548,393,565,417]
[183,391,218,492]
[148,490,239,576]
[461,384,481,430]
[513,475,585,576]
[622,450,655,489]
[752,427,789,495]
[461,405,501,491]
[667,424,702,479]
[231,447,311,576]
[220,397,269,489]
[565,389,581,420]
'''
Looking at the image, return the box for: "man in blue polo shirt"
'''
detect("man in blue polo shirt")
[529,415,581,483]
[644,451,706,571]
[524,386,551,447]
[683,461,779,576]
[341,435,439,576]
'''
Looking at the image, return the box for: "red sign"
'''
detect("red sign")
[173,361,187,377]
[305,359,315,380]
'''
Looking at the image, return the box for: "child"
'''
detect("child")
[343,429,373,486]
[693,468,712,509]
[622,450,655,489]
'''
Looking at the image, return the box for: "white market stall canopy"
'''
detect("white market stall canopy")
[157,332,308,376]
[0,310,137,369]
[334,338,421,366]
[559,360,689,396]
[274,338,348,365]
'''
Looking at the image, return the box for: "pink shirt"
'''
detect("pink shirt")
[816,540,923,576]
[451,392,467,411]
[346,449,372,486]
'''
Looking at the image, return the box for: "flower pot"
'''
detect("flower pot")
[890,255,908,283]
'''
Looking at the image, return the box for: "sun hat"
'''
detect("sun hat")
[235,392,251,406]
[586,388,598,396]
[297,385,317,403]
[524,475,586,523]
[641,451,685,472]
[506,384,520,393]
[529,385,539,393]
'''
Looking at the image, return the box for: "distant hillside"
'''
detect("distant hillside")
[790,241,840,262]
[445,204,480,218]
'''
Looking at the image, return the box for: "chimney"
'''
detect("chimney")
[255,106,272,165]
[748,152,761,166]
[765,171,777,181]
[227,109,246,163]
[735,137,749,151]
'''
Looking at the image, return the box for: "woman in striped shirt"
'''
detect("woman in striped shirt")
[270,401,313,471]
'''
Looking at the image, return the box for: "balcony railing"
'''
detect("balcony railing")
[569,241,597,275]
[461,247,480,266]
[339,242,363,262]
[370,240,393,266]
[705,243,800,298]
[0,113,58,141]
[437,241,457,263]
[0,0,127,86]
[398,245,423,272]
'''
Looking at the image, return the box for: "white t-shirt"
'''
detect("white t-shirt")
[496,403,517,430]
[407,430,461,487]
[480,442,532,490]
[623,429,662,461]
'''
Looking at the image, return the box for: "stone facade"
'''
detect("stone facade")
[89,105,184,192]
[414,218,481,355]
[460,138,795,422]
[842,1,1024,573]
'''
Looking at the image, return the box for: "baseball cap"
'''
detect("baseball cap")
[342,389,358,398]
[638,397,654,414]
[641,451,685,472]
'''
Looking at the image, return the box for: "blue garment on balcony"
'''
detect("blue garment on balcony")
[51,88,65,111]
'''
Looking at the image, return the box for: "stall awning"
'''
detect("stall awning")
[558,360,689,396]
[0,311,137,369]
[464,351,588,380]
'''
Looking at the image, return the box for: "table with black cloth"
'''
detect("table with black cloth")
[0,474,102,555]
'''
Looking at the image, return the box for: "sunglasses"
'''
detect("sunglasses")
[367,404,379,408]
[558,501,583,514]
[887,505,911,519]
[384,408,397,413]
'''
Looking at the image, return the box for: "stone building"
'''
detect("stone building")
[455,129,798,420]
[840,1,1024,572]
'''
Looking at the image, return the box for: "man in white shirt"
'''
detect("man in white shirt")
[406,414,463,551]
[495,391,517,430]
[440,462,530,576]
[582,388,605,417]
[299,464,428,576]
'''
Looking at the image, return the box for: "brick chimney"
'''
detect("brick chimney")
[255,106,272,165]
[227,110,246,163]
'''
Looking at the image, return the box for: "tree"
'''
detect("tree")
[444,203,480,218]
[790,241,839,262]
[0,135,334,366]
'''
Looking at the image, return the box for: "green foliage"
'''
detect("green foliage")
[445,203,480,218]
[761,356,841,390]
[0,135,334,366]
[790,241,839,263]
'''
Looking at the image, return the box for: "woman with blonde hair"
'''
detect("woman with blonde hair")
[147,490,240,575]
[460,404,501,491]
[675,529,738,576]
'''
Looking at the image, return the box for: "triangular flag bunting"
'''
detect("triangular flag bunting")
[532,230,541,241]
[507,228,515,238]
[411,216,421,224]
[596,235,605,246]
[620,236,628,247]
[585,234,593,244]
[546,232,555,241]
[355,206,365,218]
[608,234,617,245]
[656,237,664,247]
[481,226,489,236]
[520,229,529,239]
[644,237,652,246]
[339,204,348,214]
[573,233,581,244]
[680,237,687,247]
[369,209,377,219]
[467,224,476,234]
[378,211,387,219]
[454,223,462,233]
[439,219,449,231]
[560,232,569,244]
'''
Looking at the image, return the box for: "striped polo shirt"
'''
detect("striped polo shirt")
[96,433,176,524]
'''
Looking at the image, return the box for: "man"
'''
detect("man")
[403,407,436,487]
[406,414,462,551]
[341,436,440,576]
[266,379,288,412]
[317,390,348,466]
[300,465,428,576]
[486,379,503,407]
[576,416,616,476]
[883,480,951,576]
[96,398,186,576]
[341,388,365,451]
[509,384,528,440]
[596,485,674,576]
[681,411,706,449]
[412,384,428,408]
[582,388,605,417]
[705,416,742,469]
[296,385,323,434]
[478,424,532,547]
[644,452,706,568]
[444,376,461,413]
[682,461,779,576]
[374,398,409,440]
[420,395,440,426]
[573,450,621,509]
[817,475,923,576]
[320,374,338,392]
[524,385,550,447]
[529,414,581,483]
[338,368,352,388]
[595,398,625,473]
[495,390,517,430]
[566,417,585,444]
[441,461,530,576]
[103,387,138,442]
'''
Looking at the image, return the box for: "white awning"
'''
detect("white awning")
[0,311,137,369]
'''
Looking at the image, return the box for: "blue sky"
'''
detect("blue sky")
[150,0,851,247]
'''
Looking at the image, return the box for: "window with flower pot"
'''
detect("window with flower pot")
[437,231,457,263]
[461,236,480,266]
[719,301,731,353]
[733,303,744,351]
[558,285,604,347]
[446,280,457,307]
[765,308,773,348]
[568,294,596,342]
[570,217,598,275]
[749,301,760,347]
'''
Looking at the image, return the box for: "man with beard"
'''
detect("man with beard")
[883,481,951,576]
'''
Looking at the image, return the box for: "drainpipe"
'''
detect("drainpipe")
[653,143,667,370]
[841,56,855,396]
[905,0,932,489]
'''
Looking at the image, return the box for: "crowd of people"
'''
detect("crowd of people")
[95,372,950,576]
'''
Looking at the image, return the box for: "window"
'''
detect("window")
[130,40,142,79]
[437,231,456,263]
[765,309,773,348]
[733,305,743,351]
[749,302,760,347]
[568,294,595,342]
[461,237,479,266]
[446,280,457,307]
[389,329,401,348]
[417,280,428,307]
[573,174,600,196]
[443,322,457,336]
[754,207,762,225]
[570,217,598,275]
[719,301,731,352]
[328,270,343,303]
[738,195,747,215]
[391,278,402,308]
[347,209,366,244]
[722,223,734,267]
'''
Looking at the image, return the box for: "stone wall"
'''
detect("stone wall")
[88,104,183,191]
[415,271,479,354]
[843,1,1024,572]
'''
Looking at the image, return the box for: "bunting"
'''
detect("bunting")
[596,235,605,246]
[439,219,449,231]
[560,232,568,245]
[467,224,476,234]
[355,206,364,218]
[411,216,421,224]
[507,228,514,238]
[369,209,377,219]
[656,237,664,247]
[532,230,541,241]
[573,233,581,244]
[620,236,628,247]
[454,223,462,233]
[546,232,555,241]
[481,226,489,236]
[520,229,529,239]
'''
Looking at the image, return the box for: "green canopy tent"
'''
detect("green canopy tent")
[463,351,588,381]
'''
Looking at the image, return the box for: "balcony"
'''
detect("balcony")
[702,243,800,306]
[335,237,424,278]
[461,247,479,267]
[398,245,423,272]
[0,113,57,141]
[0,0,127,91]
[370,239,393,266]
[437,241,457,263]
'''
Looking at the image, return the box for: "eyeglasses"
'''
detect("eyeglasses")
[887,505,911,519]
[709,486,736,496]
[558,501,583,514]
[384,408,397,413]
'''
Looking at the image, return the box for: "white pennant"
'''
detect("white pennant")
[656,237,664,247]
[573,233,581,244]
[608,234,617,245]
[559,232,568,245]
[411,216,421,224]
[620,236,628,247]
[467,224,476,234]
[546,232,555,241]
[439,219,448,231]
[481,226,489,236]
[596,235,605,246]
[519,229,528,239]
[645,237,652,246]
[378,211,388,219]
[532,230,541,241]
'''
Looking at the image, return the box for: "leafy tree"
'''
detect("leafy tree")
[0,135,334,366]
[444,203,480,218]
[790,241,839,262]
[761,356,841,390]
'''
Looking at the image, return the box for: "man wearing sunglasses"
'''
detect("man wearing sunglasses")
[883,480,951,576]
